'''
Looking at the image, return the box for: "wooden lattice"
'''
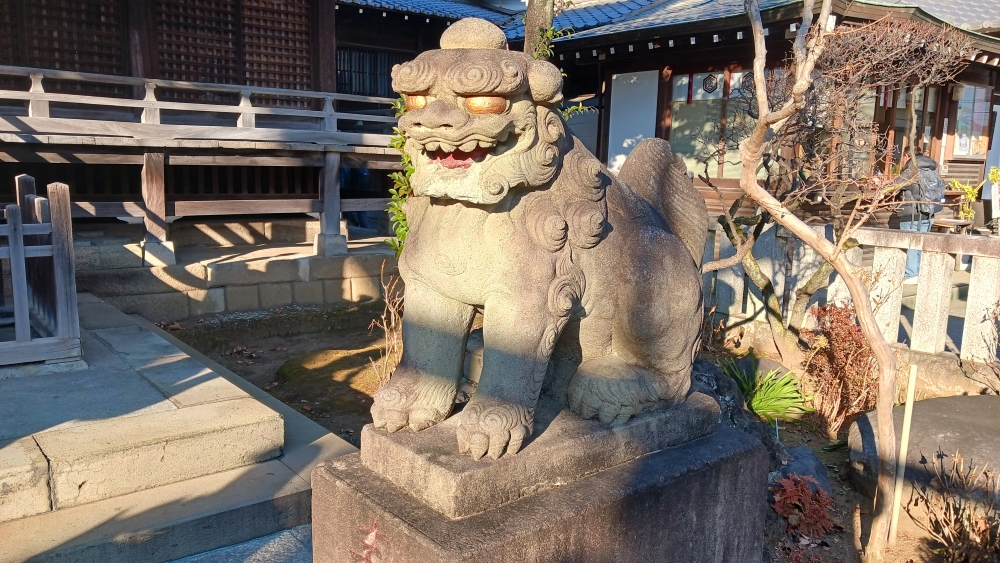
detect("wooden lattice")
[165,165,318,198]
[0,1,20,67]
[242,0,312,106]
[157,0,239,103]
[23,0,125,74]
[8,0,127,96]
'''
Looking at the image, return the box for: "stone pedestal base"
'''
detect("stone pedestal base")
[313,233,348,256]
[312,426,767,563]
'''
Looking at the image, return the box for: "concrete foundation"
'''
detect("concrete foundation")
[312,425,768,563]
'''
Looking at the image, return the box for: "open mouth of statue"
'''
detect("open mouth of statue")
[415,130,510,171]
[426,144,491,170]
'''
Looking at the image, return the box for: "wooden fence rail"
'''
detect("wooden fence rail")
[0,175,80,366]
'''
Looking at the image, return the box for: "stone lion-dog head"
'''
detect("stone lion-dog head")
[391,18,566,205]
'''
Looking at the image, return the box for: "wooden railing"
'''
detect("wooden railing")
[0,65,397,147]
[0,65,404,256]
[0,175,80,366]
[704,224,1000,365]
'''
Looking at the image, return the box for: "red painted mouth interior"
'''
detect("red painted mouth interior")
[429,146,490,169]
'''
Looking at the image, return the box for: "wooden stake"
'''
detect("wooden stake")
[889,364,918,543]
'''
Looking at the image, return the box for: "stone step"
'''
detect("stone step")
[0,303,287,523]
[0,310,357,563]
[0,456,311,563]
[35,397,284,510]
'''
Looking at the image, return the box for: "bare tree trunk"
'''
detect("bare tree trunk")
[906,85,919,164]
[742,0,897,560]
[523,0,555,58]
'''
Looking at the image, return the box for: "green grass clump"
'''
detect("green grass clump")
[720,356,814,423]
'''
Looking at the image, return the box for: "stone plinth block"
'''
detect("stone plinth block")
[361,392,720,518]
[142,241,177,267]
[313,426,767,563]
[313,233,348,257]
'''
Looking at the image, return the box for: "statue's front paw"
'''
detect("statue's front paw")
[371,368,457,433]
[456,398,532,461]
[567,358,679,425]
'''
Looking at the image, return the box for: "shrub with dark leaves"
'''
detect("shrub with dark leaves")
[805,303,877,437]
[771,475,835,538]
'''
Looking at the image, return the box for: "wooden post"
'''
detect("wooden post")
[48,183,80,341]
[6,204,31,343]
[27,73,49,118]
[125,0,158,101]
[237,90,256,128]
[315,151,347,256]
[314,0,337,93]
[16,174,35,211]
[655,67,674,141]
[322,96,336,132]
[141,83,160,124]
[142,151,168,242]
[321,152,342,234]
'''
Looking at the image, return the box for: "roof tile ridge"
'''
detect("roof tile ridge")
[607,0,682,23]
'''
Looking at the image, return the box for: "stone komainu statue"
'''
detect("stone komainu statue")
[371,18,708,460]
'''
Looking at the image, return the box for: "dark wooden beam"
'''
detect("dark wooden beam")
[655,67,674,140]
[125,0,158,88]
[167,155,325,167]
[315,0,337,93]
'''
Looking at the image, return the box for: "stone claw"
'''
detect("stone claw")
[456,398,533,461]
[567,357,683,426]
[370,367,458,433]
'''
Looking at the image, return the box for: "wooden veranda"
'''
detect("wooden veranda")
[0,64,401,262]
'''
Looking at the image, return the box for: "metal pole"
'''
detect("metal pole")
[889,364,918,543]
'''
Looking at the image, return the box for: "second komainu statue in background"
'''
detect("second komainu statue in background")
[370,17,710,460]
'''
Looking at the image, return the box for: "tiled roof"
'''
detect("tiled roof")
[564,0,796,40]
[336,0,514,25]
[523,0,1000,42]
[856,0,1000,33]
[504,0,662,39]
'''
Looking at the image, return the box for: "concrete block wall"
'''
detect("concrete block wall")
[76,252,397,321]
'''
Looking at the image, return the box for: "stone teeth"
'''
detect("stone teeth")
[425,141,440,152]
[477,140,494,149]
[439,142,456,153]
[459,140,478,152]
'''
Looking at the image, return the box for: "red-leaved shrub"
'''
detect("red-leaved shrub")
[805,303,877,437]
[771,475,835,538]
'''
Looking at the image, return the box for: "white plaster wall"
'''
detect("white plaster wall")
[606,70,658,173]
[565,108,599,156]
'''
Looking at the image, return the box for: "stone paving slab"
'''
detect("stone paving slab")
[35,397,284,509]
[0,459,311,563]
[0,369,176,441]
[0,437,50,523]
[91,324,187,368]
[77,300,142,331]
[78,331,131,371]
[135,356,250,408]
[170,525,313,563]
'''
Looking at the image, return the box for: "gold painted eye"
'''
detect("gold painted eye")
[466,96,507,115]
[404,95,428,111]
